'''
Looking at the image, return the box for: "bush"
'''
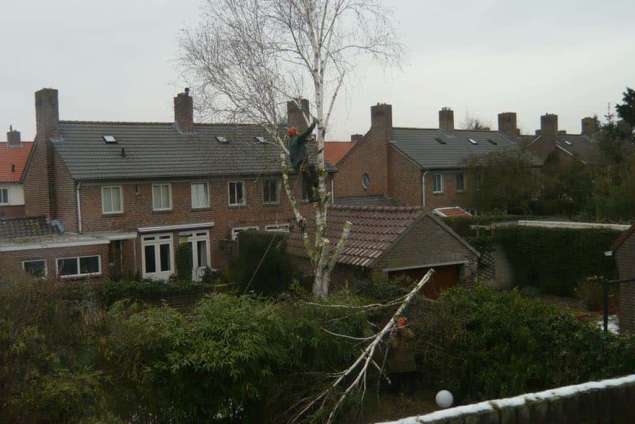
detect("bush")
[94,279,217,306]
[414,286,635,402]
[494,227,618,296]
[228,231,298,296]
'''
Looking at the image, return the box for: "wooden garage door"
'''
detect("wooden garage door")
[389,265,460,300]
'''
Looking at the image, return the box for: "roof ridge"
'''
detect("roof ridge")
[59,120,261,127]
[330,204,422,213]
[393,126,501,133]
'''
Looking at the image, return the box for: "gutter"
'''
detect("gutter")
[75,181,82,233]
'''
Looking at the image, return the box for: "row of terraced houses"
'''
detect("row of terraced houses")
[0,87,615,296]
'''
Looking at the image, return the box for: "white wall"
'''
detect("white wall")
[0,184,25,206]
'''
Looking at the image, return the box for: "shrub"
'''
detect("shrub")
[228,231,298,296]
[414,286,635,402]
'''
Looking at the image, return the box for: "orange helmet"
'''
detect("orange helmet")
[288,127,298,137]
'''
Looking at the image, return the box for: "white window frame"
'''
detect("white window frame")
[101,185,124,214]
[56,255,102,279]
[191,182,210,209]
[228,181,246,207]
[432,174,444,194]
[231,226,259,241]
[0,187,8,205]
[262,178,280,205]
[22,259,48,277]
[141,233,174,280]
[152,183,172,211]
[456,173,465,192]
[265,224,290,233]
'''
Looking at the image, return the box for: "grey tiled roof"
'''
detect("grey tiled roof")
[53,121,335,181]
[391,128,528,169]
[0,216,54,240]
[335,195,399,207]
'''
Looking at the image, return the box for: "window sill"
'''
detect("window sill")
[59,273,102,280]
[432,192,444,195]
[263,202,281,207]
[152,209,173,214]
[102,212,124,217]
[228,204,247,209]
[191,207,212,212]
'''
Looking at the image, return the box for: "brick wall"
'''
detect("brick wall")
[52,150,78,231]
[374,214,478,285]
[0,205,26,218]
[616,235,635,334]
[423,170,469,210]
[23,140,51,218]
[0,243,110,280]
[387,146,422,206]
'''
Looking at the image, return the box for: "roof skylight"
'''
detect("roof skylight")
[564,140,573,146]
[487,139,498,145]
[103,135,117,144]
[468,138,478,145]
[216,136,229,144]
[434,137,446,145]
[255,136,266,144]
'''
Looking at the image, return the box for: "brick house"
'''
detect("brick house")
[0,127,32,218]
[613,225,635,334]
[287,204,479,298]
[3,88,329,282]
[524,114,602,165]
[332,104,530,211]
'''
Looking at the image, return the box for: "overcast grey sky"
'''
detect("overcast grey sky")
[1,0,634,141]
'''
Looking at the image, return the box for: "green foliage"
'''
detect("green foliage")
[616,87,635,128]
[415,287,635,401]
[537,154,593,217]
[228,231,298,296]
[575,276,606,311]
[92,279,217,306]
[494,227,618,296]
[100,294,367,423]
[465,150,540,215]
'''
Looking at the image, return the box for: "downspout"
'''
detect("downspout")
[330,177,335,205]
[422,171,429,209]
[75,181,82,233]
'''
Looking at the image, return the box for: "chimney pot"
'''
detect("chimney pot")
[174,89,194,133]
[7,126,21,146]
[439,107,454,130]
[540,113,558,137]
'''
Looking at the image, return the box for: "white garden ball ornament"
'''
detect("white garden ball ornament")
[435,390,454,409]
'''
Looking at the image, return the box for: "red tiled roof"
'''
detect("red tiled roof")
[325,141,356,165]
[287,205,423,268]
[0,142,33,183]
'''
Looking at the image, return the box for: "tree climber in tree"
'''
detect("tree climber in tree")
[288,120,319,202]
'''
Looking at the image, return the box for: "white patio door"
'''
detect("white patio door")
[142,233,174,281]
[180,230,211,281]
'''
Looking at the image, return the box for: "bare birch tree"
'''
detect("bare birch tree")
[180,0,401,298]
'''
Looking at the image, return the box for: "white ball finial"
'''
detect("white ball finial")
[435,390,454,409]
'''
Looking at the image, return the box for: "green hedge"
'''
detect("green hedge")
[494,227,618,296]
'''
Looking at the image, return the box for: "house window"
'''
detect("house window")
[432,174,444,193]
[265,224,290,232]
[191,182,210,209]
[362,173,370,190]
[22,259,47,278]
[152,183,172,211]
[101,185,123,214]
[142,234,173,280]
[456,173,465,192]
[57,255,101,278]
[228,181,245,206]
[263,178,280,204]
[231,226,259,240]
[0,187,8,205]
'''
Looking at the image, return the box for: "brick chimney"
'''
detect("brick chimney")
[7,126,21,147]
[174,88,194,133]
[35,88,59,142]
[371,103,393,131]
[540,113,558,137]
[581,117,599,136]
[287,98,310,132]
[351,134,364,143]
[498,112,519,138]
[439,107,454,130]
